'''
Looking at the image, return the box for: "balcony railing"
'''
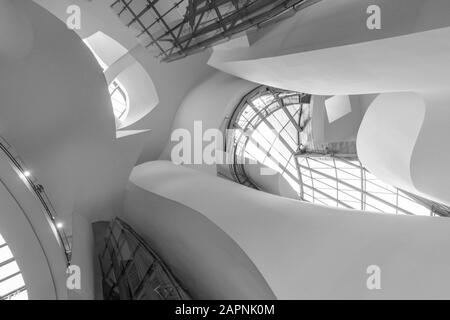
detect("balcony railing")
[0,136,72,265]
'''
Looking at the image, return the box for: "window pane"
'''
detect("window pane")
[230,86,445,217]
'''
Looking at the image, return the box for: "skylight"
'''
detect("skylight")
[228,86,444,217]
[0,233,28,300]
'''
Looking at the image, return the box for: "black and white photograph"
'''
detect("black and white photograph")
[0,0,450,314]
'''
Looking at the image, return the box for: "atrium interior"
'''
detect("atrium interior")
[1,0,450,300]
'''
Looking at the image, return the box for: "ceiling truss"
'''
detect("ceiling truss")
[111,0,322,62]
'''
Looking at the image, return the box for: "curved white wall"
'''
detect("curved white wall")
[84,31,160,130]
[0,0,149,224]
[209,0,450,95]
[110,59,159,130]
[126,161,450,299]
[410,93,450,205]
[357,93,426,193]
[124,183,275,300]
[0,151,67,300]
[0,182,56,300]
[34,0,215,163]
[0,0,156,299]
[0,0,34,61]
[358,92,450,207]
[161,72,257,174]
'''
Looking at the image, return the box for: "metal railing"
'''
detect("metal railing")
[98,218,190,300]
[0,136,72,264]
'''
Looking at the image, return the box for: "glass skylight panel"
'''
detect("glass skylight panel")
[337,169,360,181]
[283,175,301,194]
[245,141,266,164]
[0,261,20,280]
[0,274,25,296]
[287,104,300,116]
[265,114,283,132]
[338,188,361,202]
[0,246,13,263]
[284,123,299,145]
[252,97,268,109]
[273,111,290,128]
[272,139,291,158]
[398,192,430,216]
[255,122,277,145]
[9,290,28,300]
[263,158,283,175]
[249,132,268,152]
[283,96,300,105]
[259,94,276,107]
[0,233,27,300]
[229,86,442,217]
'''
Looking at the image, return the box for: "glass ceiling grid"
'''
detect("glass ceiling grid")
[0,233,27,300]
[227,86,448,217]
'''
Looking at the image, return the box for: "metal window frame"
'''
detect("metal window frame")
[225,85,450,217]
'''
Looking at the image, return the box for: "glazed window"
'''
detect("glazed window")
[109,80,130,121]
[227,86,448,217]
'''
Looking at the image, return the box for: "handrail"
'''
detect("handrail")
[0,136,71,265]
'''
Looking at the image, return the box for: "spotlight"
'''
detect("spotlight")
[56,222,64,229]
[23,170,31,177]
